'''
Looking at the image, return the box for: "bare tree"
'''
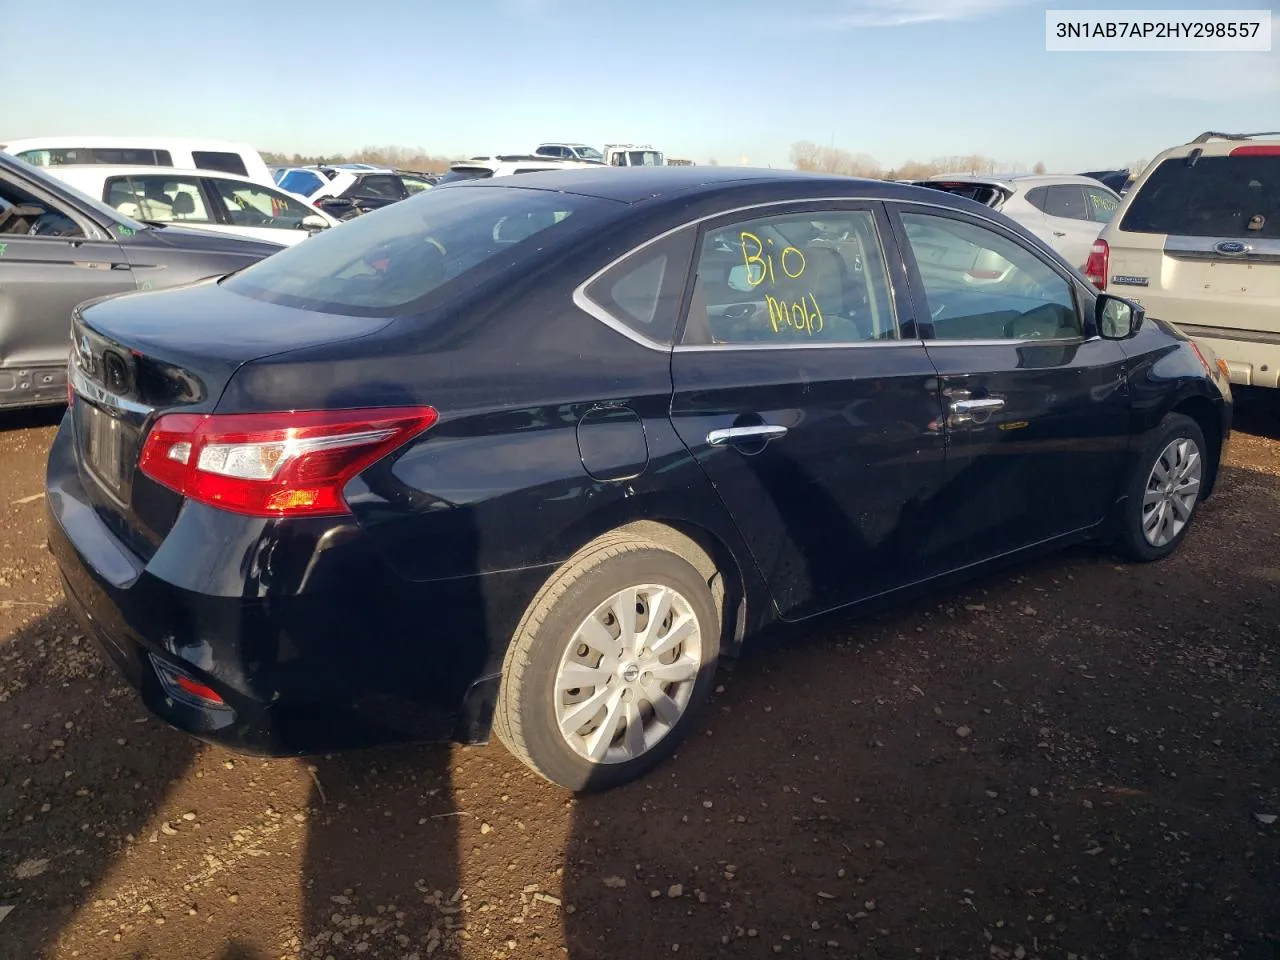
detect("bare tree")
[1032,161,1047,175]
[789,141,883,178]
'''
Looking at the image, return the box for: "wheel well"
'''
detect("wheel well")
[1173,395,1222,495]
[613,519,749,657]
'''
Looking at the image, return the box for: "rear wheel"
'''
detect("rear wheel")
[1117,413,1206,562]
[494,533,720,792]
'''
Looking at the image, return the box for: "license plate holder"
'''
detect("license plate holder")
[82,403,129,498]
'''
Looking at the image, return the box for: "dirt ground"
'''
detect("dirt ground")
[1,397,1276,960]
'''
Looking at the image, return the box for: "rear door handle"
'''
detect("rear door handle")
[1052,231,1067,237]
[706,424,788,446]
[950,398,1005,413]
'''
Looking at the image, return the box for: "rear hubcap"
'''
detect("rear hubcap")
[1142,437,1202,547]
[554,584,702,765]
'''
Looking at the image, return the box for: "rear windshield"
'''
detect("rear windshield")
[224,185,614,316]
[1120,155,1280,239]
[912,181,1006,208]
[436,167,494,184]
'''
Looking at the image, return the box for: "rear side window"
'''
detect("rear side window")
[355,175,404,200]
[1024,186,1048,212]
[1042,185,1087,220]
[15,147,172,166]
[1121,155,1280,239]
[191,151,249,176]
[582,230,696,343]
[437,167,493,184]
[225,186,613,316]
[103,175,212,223]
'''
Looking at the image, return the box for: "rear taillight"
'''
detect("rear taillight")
[1230,145,1280,156]
[139,406,437,518]
[1084,239,1109,290]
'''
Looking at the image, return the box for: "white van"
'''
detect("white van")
[0,137,273,186]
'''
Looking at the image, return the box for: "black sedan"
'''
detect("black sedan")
[0,152,282,410]
[47,167,1231,792]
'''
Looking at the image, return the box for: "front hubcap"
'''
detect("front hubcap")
[1142,437,1202,547]
[554,584,702,764]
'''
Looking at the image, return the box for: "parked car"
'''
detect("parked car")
[1089,131,1280,388]
[48,167,1231,792]
[274,166,435,219]
[535,143,606,162]
[1080,169,1133,195]
[909,174,1121,269]
[0,152,279,411]
[3,137,273,186]
[604,144,665,167]
[45,166,338,246]
[436,155,600,183]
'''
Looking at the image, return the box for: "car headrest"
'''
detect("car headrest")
[172,193,196,215]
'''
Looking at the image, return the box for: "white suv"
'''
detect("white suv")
[911,174,1121,269]
[1090,132,1280,388]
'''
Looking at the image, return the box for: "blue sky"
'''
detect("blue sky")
[2,0,1276,171]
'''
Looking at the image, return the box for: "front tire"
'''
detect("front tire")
[1117,412,1206,562]
[494,533,721,792]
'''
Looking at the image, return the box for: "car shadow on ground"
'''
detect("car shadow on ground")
[5,464,1277,959]
[0,405,64,433]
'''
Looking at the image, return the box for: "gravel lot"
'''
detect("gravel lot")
[1,397,1276,960]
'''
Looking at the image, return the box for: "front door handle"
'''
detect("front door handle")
[950,398,1005,414]
[1052,231,1067,237]
[706,424,788,446]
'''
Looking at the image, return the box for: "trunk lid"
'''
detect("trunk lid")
[69,279,395,559]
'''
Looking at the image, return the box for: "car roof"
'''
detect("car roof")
[447,165,972,207]
[45,164,269,185]
[2,135,257,151]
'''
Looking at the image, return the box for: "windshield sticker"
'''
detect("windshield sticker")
[116,226,135,237]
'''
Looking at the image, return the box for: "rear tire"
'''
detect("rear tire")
[1116,413,1206,562]
[494,533,720,792]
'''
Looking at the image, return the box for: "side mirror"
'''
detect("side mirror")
[1097,294,1144,340]
[301,213,329,232]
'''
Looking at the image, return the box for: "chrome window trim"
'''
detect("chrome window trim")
[571,193,1079,352]
[674,338,923,354]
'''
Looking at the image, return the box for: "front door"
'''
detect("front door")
[892,205,1130,570]
[669,203,946,620]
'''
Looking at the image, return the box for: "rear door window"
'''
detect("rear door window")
[191,151,249,177]
[224,186,613,316]
[1042,185,1088,220]
[209,179,316,229]
[1120,154,1280,238]
[684,209,899,345]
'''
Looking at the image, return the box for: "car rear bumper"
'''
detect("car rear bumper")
[45,414,547,755]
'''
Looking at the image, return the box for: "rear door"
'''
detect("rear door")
[0,171,135,406]
[668,202,947,620]
[203,176,321,246]
[891,204,1130,568]
[1109,150,1280,335]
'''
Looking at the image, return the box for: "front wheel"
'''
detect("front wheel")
[494,533,721,792]
[1116,413,1207,562]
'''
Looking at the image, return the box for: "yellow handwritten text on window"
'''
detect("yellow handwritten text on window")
[766,292,824,337]
[740,231,806,288]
